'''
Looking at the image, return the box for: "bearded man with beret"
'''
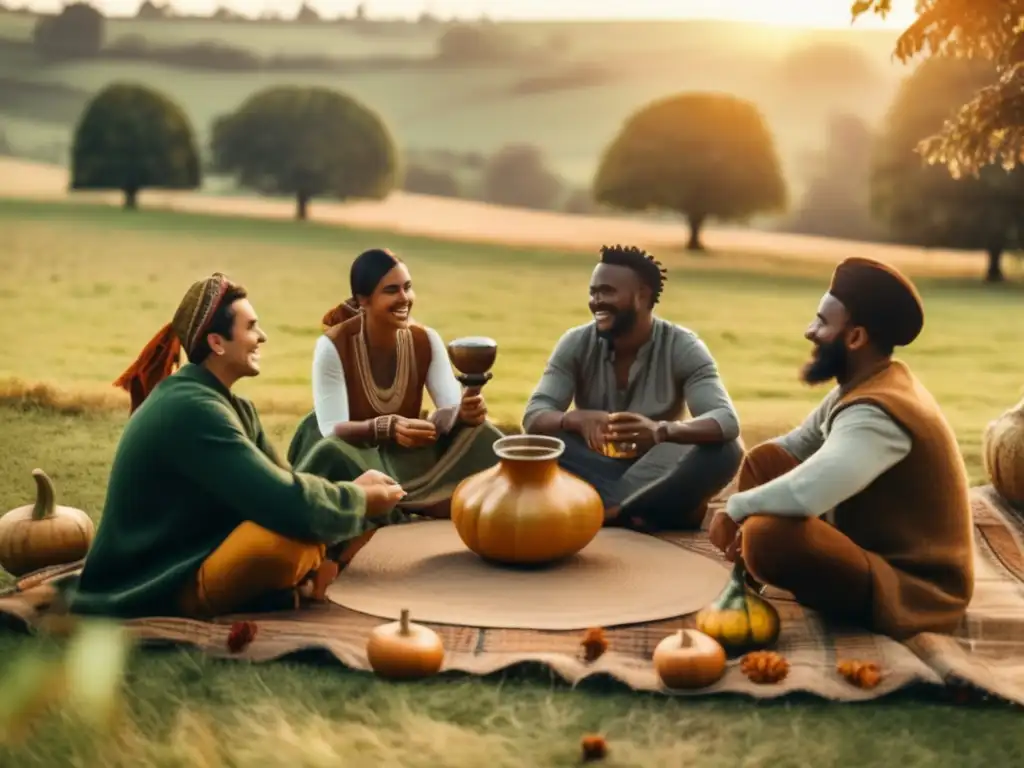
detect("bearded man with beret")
[709,257,974,640]
[72,273,407,620]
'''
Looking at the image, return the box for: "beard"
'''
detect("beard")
[801,336,848,384]
[594,305,638,340]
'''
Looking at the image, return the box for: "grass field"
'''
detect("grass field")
[0,199,1022,765]
[0,12,905,189]
[1,198,1020,481]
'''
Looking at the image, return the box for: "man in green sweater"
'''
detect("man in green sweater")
[72,273,406,620]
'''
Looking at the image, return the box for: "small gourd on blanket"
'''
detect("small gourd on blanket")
[982,397,1024,506]
[366,609,445,680]
[653,628,726,689]
[0,469,95,576]
[695,560,780,654]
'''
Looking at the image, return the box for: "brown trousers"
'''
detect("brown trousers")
[738,443,873,626]
[178,522,376,619]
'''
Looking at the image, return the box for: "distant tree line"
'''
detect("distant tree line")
[66,78,594,220]
[28,3,554,71]
[49,1,1023,282]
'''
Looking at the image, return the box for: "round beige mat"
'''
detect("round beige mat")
[326,520,730,630]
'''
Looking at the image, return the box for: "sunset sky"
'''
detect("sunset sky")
[24,0,917,27]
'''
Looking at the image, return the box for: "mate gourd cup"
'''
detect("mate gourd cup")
[447,336,497,389]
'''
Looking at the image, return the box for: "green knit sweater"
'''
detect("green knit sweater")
[71,364,371,618]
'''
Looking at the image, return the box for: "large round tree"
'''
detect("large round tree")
[871,56,1024,282]
[593,93,787,250]
[71,83,200,210]
[210,86,399,220]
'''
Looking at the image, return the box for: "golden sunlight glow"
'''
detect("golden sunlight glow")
[37,0,919,28]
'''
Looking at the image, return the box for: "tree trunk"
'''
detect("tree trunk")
[295,193,310,221]
[123,188,138,210]
[686,213,706,251]
[985,247,1005,283]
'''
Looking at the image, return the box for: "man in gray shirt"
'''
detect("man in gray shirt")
[522,245,743,531]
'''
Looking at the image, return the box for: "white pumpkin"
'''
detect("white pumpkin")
[982,397,1024,506]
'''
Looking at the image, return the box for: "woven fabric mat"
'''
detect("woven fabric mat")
[2,485,1023,705]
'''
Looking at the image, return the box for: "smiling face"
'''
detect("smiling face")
[206,298,267,380]
[588,263,647,339]
[358,262,414,330]
[800,292,855,384]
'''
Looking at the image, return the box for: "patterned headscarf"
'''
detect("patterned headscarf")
[114,273,234,412]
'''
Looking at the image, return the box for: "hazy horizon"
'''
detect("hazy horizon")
[14,0,916,27]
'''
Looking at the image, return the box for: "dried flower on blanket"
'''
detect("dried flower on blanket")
[227,621,258,653]
[580,627,608,662]
[580,734,608,762]
[837,659,882,689]
[740,651,789,684]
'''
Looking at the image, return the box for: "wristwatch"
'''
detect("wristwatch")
[654,421,671,445]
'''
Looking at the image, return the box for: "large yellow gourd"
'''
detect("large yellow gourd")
[695,560,780,655]
[982,397,1024,506]
[450,435,604,565]
[0,469,95,576]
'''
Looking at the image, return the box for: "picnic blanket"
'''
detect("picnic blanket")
[2,484,1023,706]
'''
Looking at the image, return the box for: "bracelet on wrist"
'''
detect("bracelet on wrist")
[373,415,396,444]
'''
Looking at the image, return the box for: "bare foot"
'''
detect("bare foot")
[305,560,340,602]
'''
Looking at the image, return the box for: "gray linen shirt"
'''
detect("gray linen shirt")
[522,317,740,440]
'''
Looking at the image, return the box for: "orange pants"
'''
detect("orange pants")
[738,443,873,625]
[178,522,375,619]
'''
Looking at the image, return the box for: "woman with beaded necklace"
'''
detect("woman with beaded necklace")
[287,248,504,528]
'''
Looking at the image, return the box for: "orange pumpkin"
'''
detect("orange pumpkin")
[366,609,445,680]
[450,434,604,565]
[0,469,94,576]
[983,397,1024,506]
[653,629,727,690]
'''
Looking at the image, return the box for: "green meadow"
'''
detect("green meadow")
[0,200,1022,765]
[1,199,1020,482]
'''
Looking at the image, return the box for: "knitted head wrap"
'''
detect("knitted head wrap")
[113,272,233,412]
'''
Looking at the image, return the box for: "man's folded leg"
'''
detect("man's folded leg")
[178,521,327,618]
[616,439,744,530]
[550,430,630,511]
[734,441,874,624]
[741,514,874,625]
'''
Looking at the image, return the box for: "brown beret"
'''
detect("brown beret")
[827,257,924,348]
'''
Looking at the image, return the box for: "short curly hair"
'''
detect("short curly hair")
[598,245,667,306]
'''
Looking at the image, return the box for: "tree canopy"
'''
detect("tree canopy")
[872,56,1024,281]
[70,82,200,209]
[593,92,786,250]
[481,144,563,210]
[210,86,398,220]
[786,113,883,242]
[33,2,104,61]
[853,0,1024,178]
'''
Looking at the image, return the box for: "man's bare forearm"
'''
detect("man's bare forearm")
[664,417,726,445]
[525,410,566,435]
